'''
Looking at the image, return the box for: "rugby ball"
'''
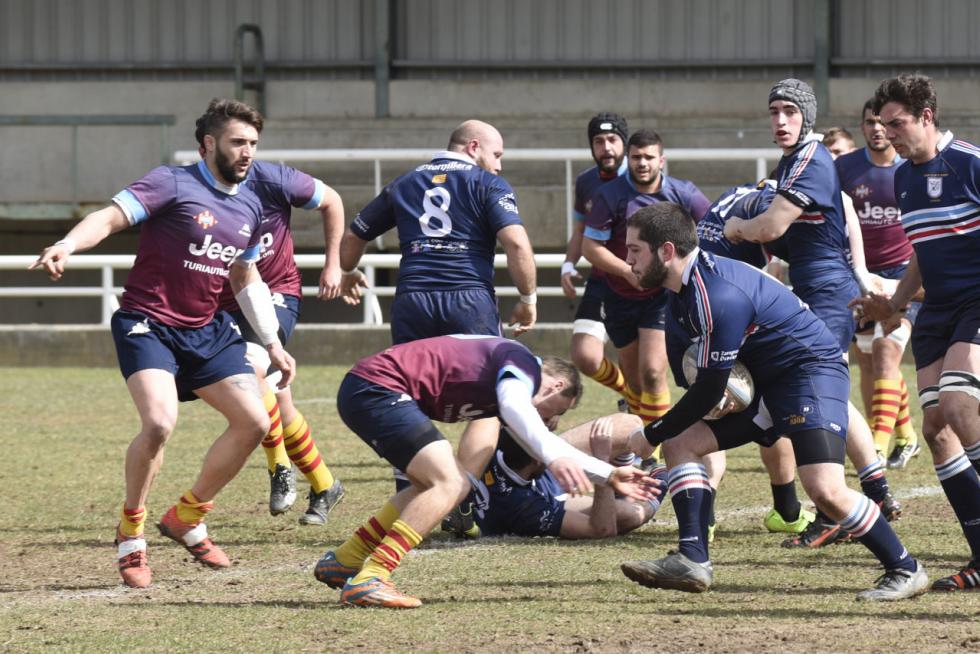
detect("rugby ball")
[682,344,754,420]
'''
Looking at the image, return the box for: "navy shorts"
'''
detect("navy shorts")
[603,291,668,348]
[872,262,921,326]
[709,361,850,458]
[911,298,980,369]
[574,275,608,322]
[390,288,501,345]
[796,276,860,352]
[336,373,446,472]
[228,292,301,345]
[110,309,252,402]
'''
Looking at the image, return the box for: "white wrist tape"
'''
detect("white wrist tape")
[235,281,281,346]
[54,237,76,254]
[561,262,576,277]
[519,292,538,305]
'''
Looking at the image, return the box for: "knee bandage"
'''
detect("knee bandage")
[875,320,911,350]
[572,318,608,341]
[245,341,272,373]
[918,384,940,410]
[854,332,874,354]
[939,370,980,402]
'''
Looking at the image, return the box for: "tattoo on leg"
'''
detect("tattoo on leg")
[230,374,261,397]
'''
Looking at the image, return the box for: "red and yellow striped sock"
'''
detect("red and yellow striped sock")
[334,502,400,569]
[260,389,290,472]
[871,378,902,453]
[590,358,629,397]
[119,506,146,539]
[352,519,423,583]
[175,490,213,525]
[283,412,334,493]
[636,390,671,426]
[893,378,916,447]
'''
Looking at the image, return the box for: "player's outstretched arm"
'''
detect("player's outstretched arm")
[337,228,370,305]
[849,252,924,330]
[582,236,641,289]
[29,204,130,281]
[317,185,346,300]
[725,194,801,244]
[498,224,537,335]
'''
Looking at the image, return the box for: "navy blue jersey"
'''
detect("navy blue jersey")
[697,183,776,269]
[472,450,565,537]
[351,151,523,293]
[896,131,980,308]
[667,250,842,388]
[773,137,853,289]
[835,148,912,271]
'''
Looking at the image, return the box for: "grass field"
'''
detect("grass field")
[2,365,979,653]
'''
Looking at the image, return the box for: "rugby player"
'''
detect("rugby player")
[30,99,294,588]
[724,79,901,548]
[621,202,928,601]
[312,335,658,608]
[853,74,980,591]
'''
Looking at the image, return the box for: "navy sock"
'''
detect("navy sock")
[936,454,980,561]
[840,494,915,571]
[858,459,889,504]
[668,463,712,564]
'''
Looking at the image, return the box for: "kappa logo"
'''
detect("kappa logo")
[195,210,218,229]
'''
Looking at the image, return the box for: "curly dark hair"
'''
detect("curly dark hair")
[872,74,937,120]
[194,98,264,146]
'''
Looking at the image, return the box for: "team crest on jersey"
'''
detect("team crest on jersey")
[195,210,218,229]
[926,176,943,199]
[431,174,447,184]
[853,184,871,199]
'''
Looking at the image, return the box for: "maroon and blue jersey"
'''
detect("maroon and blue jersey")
[773,137,853,290]
[112,161,263,328]
[217,160,327,310]
[836,148,912,271]
[897,131,980,308]
[573,159,628,222]
[697,183,776,270]
[349,335,541,423]
[667,249,842,387]
[573,160,627,283]
[585,174,711,299]
[351,151,523,294]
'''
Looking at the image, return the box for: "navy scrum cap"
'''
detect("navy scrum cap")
[768,79,817,146]
[587,112,628,147]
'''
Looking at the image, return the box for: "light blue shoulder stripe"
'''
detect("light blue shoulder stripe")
[112,189,148,225]
[302,178,327,210]
[497,364,535,394]
[238,244,262,263]
[584,226,611,241]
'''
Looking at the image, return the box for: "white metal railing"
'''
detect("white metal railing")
[173,147,781,241]
[0,253,576,326]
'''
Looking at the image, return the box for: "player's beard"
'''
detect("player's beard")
[215,148,250,184]
[638,254,668,289]
[597,155,622,175]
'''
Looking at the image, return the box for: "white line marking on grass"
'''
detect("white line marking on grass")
[293,397,336,405]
